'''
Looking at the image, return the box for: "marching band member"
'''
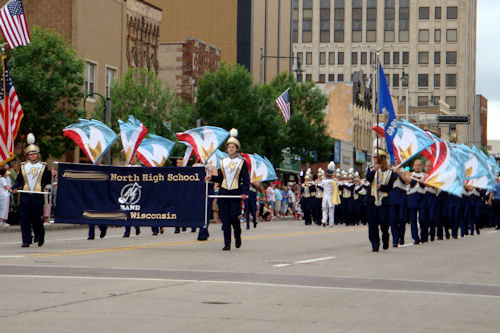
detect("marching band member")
[389,165,410,246]
[422,160,438,241]
[300,169,314,225]
[206,129,249,251]
[365,147,394,252]
[313,168,324,225]
[407,159,426,244]
[318,162,340,227]
[11,134,52,247]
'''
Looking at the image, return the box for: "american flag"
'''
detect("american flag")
[0,0,30,49]
[0,56,24,163]
[275,88,291,123]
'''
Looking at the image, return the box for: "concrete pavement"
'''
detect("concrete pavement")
[0,219,499,332]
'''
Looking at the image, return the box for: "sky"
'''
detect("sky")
[477,0,500,140]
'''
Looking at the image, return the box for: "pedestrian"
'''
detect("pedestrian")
[274,183,283,217]
[205,128,249,251]
[11,134,52,247]
[0,168,11,227]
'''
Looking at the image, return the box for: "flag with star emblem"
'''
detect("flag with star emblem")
[63,119,118,164]
[135,134,175,167]
[118,115,148,165]
[275,88,291,123]
[424,140,468,197]
[0,55,23,164]
[176,126,229,164]
[392,120,434,167]
[240,153,277,182]
[0,0,30,49]
[378,65,397,164]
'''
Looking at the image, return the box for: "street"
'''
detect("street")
[0,220,499,332]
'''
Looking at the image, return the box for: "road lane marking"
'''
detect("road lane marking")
[273,256,336,267]
[25,227,366,258]
[0,255,24,258]
[1,274,499,299]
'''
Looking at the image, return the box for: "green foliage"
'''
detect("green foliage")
[95,67,196,161]
[6,27,84,159]
[195,64,333,165]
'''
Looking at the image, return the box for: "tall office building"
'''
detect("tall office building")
[292,0,477,144]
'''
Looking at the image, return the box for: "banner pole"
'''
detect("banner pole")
[204,175,208,228]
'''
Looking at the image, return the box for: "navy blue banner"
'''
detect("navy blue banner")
[55,163,206,227]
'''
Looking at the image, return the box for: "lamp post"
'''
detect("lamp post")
[83,92,111,165]
[259,48,303,84]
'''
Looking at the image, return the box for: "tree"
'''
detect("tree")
[270,73,334,162]
[195,63,285,164]
[7,27,85,159]
[95,67,196,160]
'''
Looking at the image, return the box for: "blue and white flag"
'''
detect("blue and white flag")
[424,140,468,197]
[463,145,496,191]
[63,119,117,164]
[118,115,148,165]
[378,65,397,164]
[393,119,435,166]
[136,134,175,167]
[176,126,229,164]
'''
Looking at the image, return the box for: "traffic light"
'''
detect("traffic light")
[437,115,469,123]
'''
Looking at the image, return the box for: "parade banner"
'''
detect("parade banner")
[55,163,206,227]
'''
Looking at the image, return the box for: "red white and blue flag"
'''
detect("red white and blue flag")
[275,88,291,123]
[0,0,30,49]
[136,134,175,167]
[118,115,148,165]
[0,56,23,164]
[63,119,117,164]
[176,126,229,164]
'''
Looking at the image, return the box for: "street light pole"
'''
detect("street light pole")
[260,48,303,84]
[83,92,111,165]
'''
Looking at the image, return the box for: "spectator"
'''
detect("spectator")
[0,168,11,227]
[266,183,276,218]
[274,184,283,217]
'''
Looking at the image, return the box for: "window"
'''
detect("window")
[328,74,335,82]
[446,74,456,87]
[366,4,377,42]
[435,7,441,19]
[384,3,395,42]
[320,0,330,42]
[319,52,326,65]
[385,74,390,86]
[435,29,441,42]
[338,73,344,81]
[319,74,325,82]
[446,51,457,65]
[85,61,96,95]
[446,29,457,42]
[418,52,429,64]
[418,96,428,106]
[447,6,458,19]
[352,0,362,43]
[338,52,344,65]
[402,51,409,65]
[402,73,409,87]
[105,67,116,98]
[384,52,390,65]
[296,73,303,82]
[434,51,441,64]
[306,52,312,65]
[297,52,304,66]
[306,74,312,81]
[393,74,399,87]
[292,0,299,42]
[302,2,313,43]
[446,96,456,109]
[329,52,335,65]
[361,52,367,65]
[393,52,399,65]
[418,74,428,87]
[399,1,410,42]
[419,7,429,20]
[419,29,429,42]
[334,5,344,42]
[351,52,358,65]
[434,74,440,87]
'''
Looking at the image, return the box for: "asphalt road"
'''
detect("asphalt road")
[0,220,499,332]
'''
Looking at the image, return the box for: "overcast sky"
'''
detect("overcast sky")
[477,0,500,140]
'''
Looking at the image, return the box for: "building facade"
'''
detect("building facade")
[158,39,221,103]
[474,94,487,148]
[292,0,477,144]
[148,0,292,83]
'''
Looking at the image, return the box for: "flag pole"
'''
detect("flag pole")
[1,48,6,155]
